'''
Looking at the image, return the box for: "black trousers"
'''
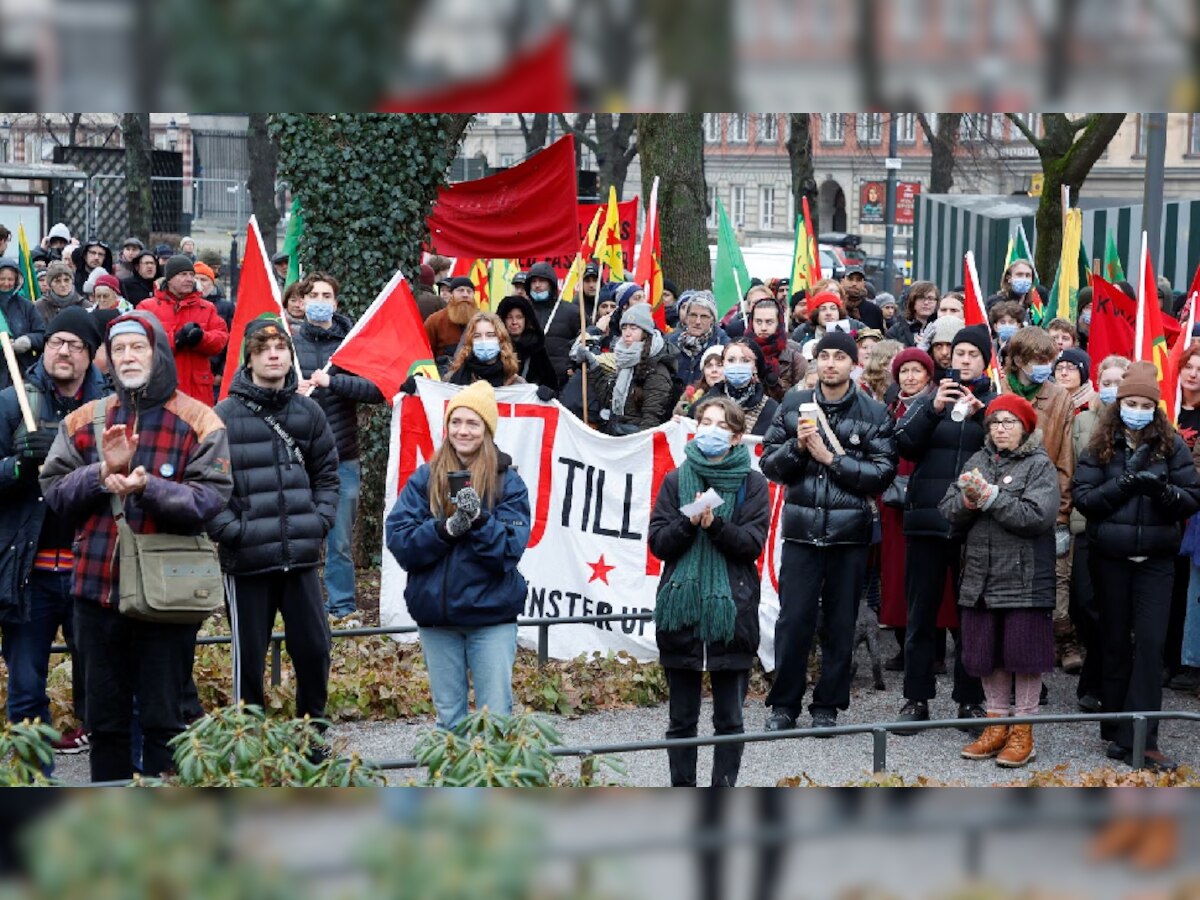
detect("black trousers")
[902,535,983,705]
[232,569,331,720]
[665,668,749,787]
[1166,555,1190,675]
[767,542,867,716]
[1090,553,1173,751]
[1068,534,1103,700]
[74,599,198,783]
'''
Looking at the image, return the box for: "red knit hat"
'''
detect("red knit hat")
[93,273,123,295]
[890,346,934,382]
[985,394,1038,434]
[810,291,844,314]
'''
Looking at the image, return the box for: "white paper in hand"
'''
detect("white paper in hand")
[679,488,724,518]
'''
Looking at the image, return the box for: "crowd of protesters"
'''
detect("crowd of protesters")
[3,220,1200,785]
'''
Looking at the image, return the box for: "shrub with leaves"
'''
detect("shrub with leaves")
[0,720,59,786]
[411,708,625,787]
[139,704,386,787]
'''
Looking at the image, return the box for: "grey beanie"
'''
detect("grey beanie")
[620,302,657,336]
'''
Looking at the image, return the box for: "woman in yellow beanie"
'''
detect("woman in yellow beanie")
[385,379,532,729]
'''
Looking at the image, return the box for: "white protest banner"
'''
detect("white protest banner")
[380,379,787,666]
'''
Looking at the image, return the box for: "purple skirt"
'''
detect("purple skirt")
[960,606,1055,676]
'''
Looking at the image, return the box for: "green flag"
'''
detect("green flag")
[16,222,37,302]
[1103,231,1125,283]
[1003,223,1037,289]
[282,197,303,288]
[713,198,750,317]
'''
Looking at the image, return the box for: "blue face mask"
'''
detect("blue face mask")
[473,338,501,362]
[1028,363,1053,384]
[1098,385,1118,405]
[996,323,1018,342]
[693,425,733,459]
[530,289,550,302]
[1120,406,1155,431]
[305,300,335,323]
[1010,278,1033,296]
[724,362,754,388]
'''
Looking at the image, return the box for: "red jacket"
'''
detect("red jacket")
[137,289,229,405]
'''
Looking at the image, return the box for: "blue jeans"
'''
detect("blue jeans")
[1183,561,1200,668]
[2,570,81,726]
[324,459,360,617]
[419,623,518,730]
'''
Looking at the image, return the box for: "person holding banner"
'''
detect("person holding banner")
[649,396,769,786]
[1073,362,1200,772]
[760,331,897,733]
[386,380,531,730]
[0,258,46,391]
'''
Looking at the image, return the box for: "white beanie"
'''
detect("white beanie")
[83,266,109,295]
[47,223,71,242]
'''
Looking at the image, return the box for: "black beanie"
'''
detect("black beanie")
[242,317,294,364]
[1057,346,1090,382]
[447,276,474,292]
[951,324,993,362]
[813,331,859,360]
[47,306,102,358]
[163,254,194,283]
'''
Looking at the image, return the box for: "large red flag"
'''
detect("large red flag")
[633,177,666,330]
[376,30,573,112]
[426,135,578,259]
[963,251,1001,392]
[218,217,296,401]
[329,271,439,403]
[1087,275,1136,386]
[1136,232,1178,421]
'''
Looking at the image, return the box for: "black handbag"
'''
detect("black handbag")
[881,475,909,509]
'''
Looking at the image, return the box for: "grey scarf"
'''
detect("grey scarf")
[610,341,644,417]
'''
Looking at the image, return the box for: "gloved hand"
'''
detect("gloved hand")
[11,335,32,354]
[1123,469,1163,494]
[453,486,482,522]
[399,376,418,395]
[444,507,473,538]
[1055,525,1071,558]
[16,427,56,465]
[174,322,204,349]
[569,339,597,367]
[535,384,557,402]
[1124,441,1153,474]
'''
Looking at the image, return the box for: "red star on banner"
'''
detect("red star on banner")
[587,555,615,585]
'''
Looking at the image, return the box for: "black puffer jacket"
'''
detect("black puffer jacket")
[895,380,999,538]
[760,385,897,546]
[528,264,582,388]
[207,367,341,575]
[1073,427,1200,559]
[648,468,770,671]
[495,294,558,389]
[291,313,385,461]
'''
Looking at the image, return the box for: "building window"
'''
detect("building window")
[959,113,991,142]
[787,189,796,228]
[704,114,721,143]
[759,186,777,231]
[707,185,717,227]
[897,113,916,144]
[499,114,516,126]
[758,114,778,143]
[1010,112,1040,141]
[730,114,748,143]
[1135,114,1149,156]
[1190,114,1200,155]
[500,154,514,167]
[821,113,844,144]
[731,185,745,228]
[858,113,884,145]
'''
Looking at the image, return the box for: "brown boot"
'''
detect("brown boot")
[1061,640,1084,675]
[996,723,1036,767]
[961,713,1011,760]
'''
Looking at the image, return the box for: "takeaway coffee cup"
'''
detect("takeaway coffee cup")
[448,470,472,503]
[798,402,819,430]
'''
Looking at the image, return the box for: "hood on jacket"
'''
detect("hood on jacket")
[495,294,546,349]
[105,310,179,410]
[126,251,159,284]
[0,257,23,297]
[525,262,559,304]
[228,360,299,412]
[71,242,114,279]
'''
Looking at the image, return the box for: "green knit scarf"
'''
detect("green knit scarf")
[654,441,752,645]
[1006,369,1042,401]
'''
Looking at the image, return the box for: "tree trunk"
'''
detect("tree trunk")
[637,114,710,290]
[66,114,82,148]
[122,114,152,246]
[558,113,637,199]
[785,114,817,225]
[247,113,281,252]
[517,113,549,156]
[918,113,962,194]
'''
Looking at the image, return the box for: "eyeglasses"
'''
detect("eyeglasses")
[46,337,86,354]
[989,418,1022,430]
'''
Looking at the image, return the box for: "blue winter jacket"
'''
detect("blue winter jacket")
[386,453,531,627]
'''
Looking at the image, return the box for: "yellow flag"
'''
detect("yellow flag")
[1056,208,1083,320]
[488,259,518,312]
[595,186,625,280]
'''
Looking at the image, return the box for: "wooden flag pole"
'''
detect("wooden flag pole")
[1,333,37,431]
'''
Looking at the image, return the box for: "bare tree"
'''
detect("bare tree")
[636,114,710,290]
[516,113,549,157]
[556,113,638,199]
[1006,113,1127,278]
[916,114,964,194]
[785,114,818,226]
[247,114,281,252]
[122,114,152,245]
[442,114,476,156]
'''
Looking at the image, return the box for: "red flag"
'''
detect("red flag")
[330,272,439,403]
[963,251,1001,392]
[427,135,579,259]
[1136,232,1178,420]
[802,197,821,282]
[218,217,294,402]
[376,30,573,112]
[633,177,666,330]
[1087,275,1136,386]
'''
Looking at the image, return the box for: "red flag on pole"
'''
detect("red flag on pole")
[963,251,1001,392]
[1086,275,1136,384]
[1136,232,1178,420]
[633,177,666,330]
[218,216,296,402]
[329,271,439,403]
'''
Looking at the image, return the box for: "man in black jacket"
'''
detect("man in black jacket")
[209,318,340,720]
[294,273,385,619]
[760,331,897,732]
[527,261,585,388]
[892,324,995,733]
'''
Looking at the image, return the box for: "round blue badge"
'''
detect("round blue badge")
[159,463,175,478]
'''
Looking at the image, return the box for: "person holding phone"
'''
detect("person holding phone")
[385,380,532,730]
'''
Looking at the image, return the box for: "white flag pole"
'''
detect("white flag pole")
[1135,231,1148,362]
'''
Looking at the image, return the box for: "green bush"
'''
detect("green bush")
[0,719,59,786]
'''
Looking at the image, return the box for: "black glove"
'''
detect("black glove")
[1124,441,1153,474]
[399,376,418,396]
[174,322,204,349]
[16,427,56,465]
[1130,470,1164,494]
[535,384,557,402]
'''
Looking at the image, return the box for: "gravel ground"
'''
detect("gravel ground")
[49,641,1200,786]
